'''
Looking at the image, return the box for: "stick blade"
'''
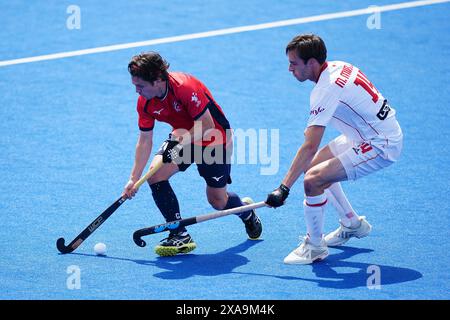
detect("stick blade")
[56,237,73,254]
[132,231,147,247]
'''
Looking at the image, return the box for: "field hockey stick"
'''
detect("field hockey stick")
[56,158,164,254]
[133,201,268,247]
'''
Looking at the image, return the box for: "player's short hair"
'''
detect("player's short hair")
[286,34,327,65]
[128,52,170,83]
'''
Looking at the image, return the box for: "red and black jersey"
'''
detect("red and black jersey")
[136,72,231,146]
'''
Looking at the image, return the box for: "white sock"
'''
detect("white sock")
[326,183,360,228]
[304,194,327,246]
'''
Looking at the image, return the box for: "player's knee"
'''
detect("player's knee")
[147,173,167,185]
[304,170,321,195]
[147,167,175,184]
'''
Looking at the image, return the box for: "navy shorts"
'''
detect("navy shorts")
[156,142,232,188]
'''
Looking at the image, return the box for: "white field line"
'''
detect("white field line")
[0,0,448,67]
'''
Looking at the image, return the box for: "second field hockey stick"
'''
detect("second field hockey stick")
[56,158,164,254]
[133,201,268,247]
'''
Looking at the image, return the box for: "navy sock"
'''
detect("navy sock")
[225,192,252,220]
[150,180,186,234]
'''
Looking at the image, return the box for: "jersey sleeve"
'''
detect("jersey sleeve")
[136,97,155,131]
[307,88,341,128]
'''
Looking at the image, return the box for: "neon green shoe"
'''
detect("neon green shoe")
[154,232,197,256]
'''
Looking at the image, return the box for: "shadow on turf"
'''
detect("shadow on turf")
[68,239,262,280]
[236,246,423,289]
[69,244,422,288]
[309,246,423,289]
[138,243,421,288]
[143,239,263,279]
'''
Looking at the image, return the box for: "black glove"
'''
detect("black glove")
[266,184,290,208]
[161,136,183,163]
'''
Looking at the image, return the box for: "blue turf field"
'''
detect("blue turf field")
[0,0,449,300]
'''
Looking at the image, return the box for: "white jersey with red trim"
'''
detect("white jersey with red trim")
[307,61,402,161]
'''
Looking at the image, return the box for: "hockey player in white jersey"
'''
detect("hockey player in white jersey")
[266,34,403,264]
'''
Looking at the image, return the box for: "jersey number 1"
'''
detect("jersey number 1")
[354,70,379,103]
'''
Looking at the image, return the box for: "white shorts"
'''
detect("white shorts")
[328,135,398,181]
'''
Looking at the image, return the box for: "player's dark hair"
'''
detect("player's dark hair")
[285,34,327,65]
[128,52,170,83]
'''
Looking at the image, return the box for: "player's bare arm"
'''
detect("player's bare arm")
[123,130,153,198]
[282,125,325,188]
[266,125,325,207]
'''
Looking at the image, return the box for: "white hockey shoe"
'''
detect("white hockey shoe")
[283,236,329,265]
[325,216,372,247]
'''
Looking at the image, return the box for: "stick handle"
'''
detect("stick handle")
[133,158,164,190]
[196,201,267,223]
[133,201,268,247]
